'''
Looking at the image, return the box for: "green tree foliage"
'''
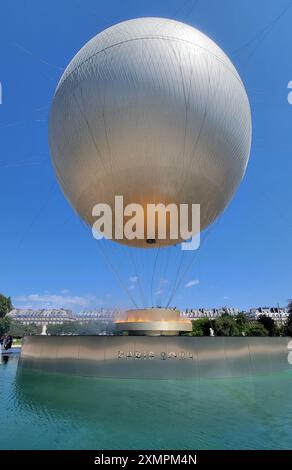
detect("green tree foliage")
[285,314,292,336]
[0,316,11,336]
[235,313,249,329]
[185,318,211,336]
[7,321,42,337]
[257,314,277,336]
[284,300,292,336]
[245,322,269,336]
[213,314,240,337]
[0,294,12,318]
[46,321,111,336]
[46,321,80,336]
[276,322,285,337]
[182,313,282,337]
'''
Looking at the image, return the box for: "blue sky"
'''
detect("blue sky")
[0,0,292,312]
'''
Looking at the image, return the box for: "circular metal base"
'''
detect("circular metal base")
[115,308,192,336]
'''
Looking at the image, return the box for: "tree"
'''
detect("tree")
[285,314,292,336]
[46,321,79,336]
[0,316,11,336]
[74,321,103,335]
[184,318,212,336]
[236,313,249,328]
[257,314,277,336]
[7,321,41,337]
[46,321,106,336]
[235,313,249,335]
[0,294,12,318]
[213,315,240,336]
[284,300,292,336]
[245,322,269,337]
[276,322,285,337]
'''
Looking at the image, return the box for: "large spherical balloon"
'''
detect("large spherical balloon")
[49,17,251,247]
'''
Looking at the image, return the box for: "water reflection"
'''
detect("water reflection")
[0,354,10,364]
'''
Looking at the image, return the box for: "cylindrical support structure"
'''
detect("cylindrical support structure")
[115,308,192,336]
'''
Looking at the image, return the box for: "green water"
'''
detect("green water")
[1,355,292,449]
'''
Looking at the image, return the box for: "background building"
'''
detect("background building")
[7,306,289,328]
[182,307,240,319]
[75,309,119,324]
[249,307,288,324]
[7,308,76,326]
[7,308,119,326]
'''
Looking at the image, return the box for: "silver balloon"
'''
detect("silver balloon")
[49,17,252,247]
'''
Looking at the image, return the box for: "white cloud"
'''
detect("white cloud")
[16,304,34,310]
[14,293,103,311]
[60,289,70,295]
[128,276,138,284]
[128,285,136,290]
[159,278,169,286]
[185,279,200,288]
[154,289,163,295]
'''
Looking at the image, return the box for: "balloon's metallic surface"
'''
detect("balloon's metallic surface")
[50,18,251,247]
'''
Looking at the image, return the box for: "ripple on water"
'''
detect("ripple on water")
[1,357,292,449]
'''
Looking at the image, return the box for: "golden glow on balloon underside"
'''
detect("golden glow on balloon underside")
[91,197,200,247]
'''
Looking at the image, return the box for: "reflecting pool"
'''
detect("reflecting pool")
[1,355,292,449]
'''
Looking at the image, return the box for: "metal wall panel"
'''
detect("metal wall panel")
[223,337,251,378]
[196,337,227,378]
[78,336,105,376]
[19,336,292,379]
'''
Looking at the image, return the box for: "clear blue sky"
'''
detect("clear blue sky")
[0,0,291,312]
